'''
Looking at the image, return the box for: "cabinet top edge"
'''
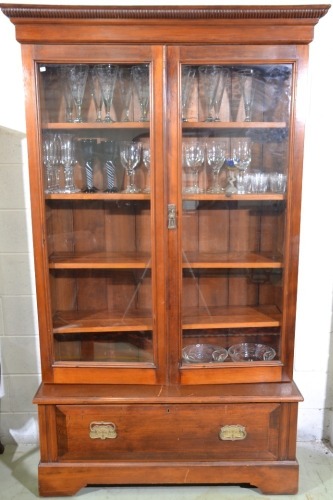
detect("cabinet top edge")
[1,4,330,21]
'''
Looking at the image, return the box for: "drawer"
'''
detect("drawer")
[56,403,281,461]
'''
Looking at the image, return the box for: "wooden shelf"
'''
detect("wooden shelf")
[43,122,150,130]
[53,310,153,333]
[183,121,287,129]
[182,305,281,330]
[49,251,151,269]
[182,193,285,201]
[183,251,282,269]
[45,192,150,201]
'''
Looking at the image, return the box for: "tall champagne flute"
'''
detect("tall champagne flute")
[183,140,205,193]
[67,65,89,123]
[96,64,119,122]
[181,65,196,122]
[43,133,61,193]
[79,139,98,193]
[60,67,74,123]
[90,66,103,122]
[198,65,221,122]
[59,134,79,193]
[119,141,142,193]
[239,68,257,122]
[232,139,251,194]
[142,145,151,193]
[118,66,133,122]
[206,140,227,193]
[132,65,150,122]
[213,67,230,121]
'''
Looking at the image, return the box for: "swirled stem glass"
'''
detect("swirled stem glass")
[79,139,98,193]
[119,141,142,193]
[101,140,119,193]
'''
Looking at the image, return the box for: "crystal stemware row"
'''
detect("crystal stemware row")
[60,63,150,123]
[42,134,151,194]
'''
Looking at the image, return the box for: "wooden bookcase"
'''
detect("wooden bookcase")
[1,4,329,496]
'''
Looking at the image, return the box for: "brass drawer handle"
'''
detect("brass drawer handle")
[89,422,117,440]
[219,424,247,441]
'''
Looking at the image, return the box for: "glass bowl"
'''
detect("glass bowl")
[228,343,276,362]
[212,348,228,363]
[182,344,219,363]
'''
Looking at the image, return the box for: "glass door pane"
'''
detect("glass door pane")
[39,61,154,365]
[180,63,292,372]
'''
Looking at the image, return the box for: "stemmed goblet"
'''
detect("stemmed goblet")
[59,134,79,193]
[119,140,142,193]
[198,65,221,122]
[232,139,251,194]
[118,66,133,122]
[142,145,151,193]
[206,140,227,193]
[101,140,119,192]
[96,64,119,122]
[78,139,98,193]
[132,65,150,122]
[181,65,196,122]
[183,140,205,193]
[213,67,230,121]
[67,65,89,123]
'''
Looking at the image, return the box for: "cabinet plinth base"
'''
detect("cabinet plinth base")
[38,461,300,496]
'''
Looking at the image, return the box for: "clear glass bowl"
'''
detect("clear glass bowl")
[212,348,228,363]
[228,343,276,362]
[182,344,219,363]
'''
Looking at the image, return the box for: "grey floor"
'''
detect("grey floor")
[1,441,333,499]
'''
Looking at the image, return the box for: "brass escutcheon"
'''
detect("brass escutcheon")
[89,421,117,440]
[219,424,247,441]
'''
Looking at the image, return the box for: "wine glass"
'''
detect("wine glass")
[96,64,119,122]
[239,68,257,122]
[181,65,196,122]
[43,133,61,193]
[232,139,252,194]
[132,64,150,122]
[183,140,205,193]
[198,65,221,122]
[206,140,227,193]
[59,134,79,193]
[213,67,230,121]
[119,141,142,193]
[78,139,98,193]
[90,66,104,122]
[101,140,119,192]
[142,145,151,193]
[60,67,74,123]
[118,66,133,122]
[67,65,89,123]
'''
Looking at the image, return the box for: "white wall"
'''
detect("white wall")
[0,0,332,445]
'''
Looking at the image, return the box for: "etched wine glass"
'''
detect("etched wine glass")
[118,66,133,122]
[232,139,252,193]
[213,67,230,121]
[96,64,119,122]
[206,140,227,193]
[198,65,221,122]
[67,65,89,123]
[183,140,205,193]
[90,66,104,122]
[101,140,119,192]
[239,68,257,122]
[60,67,74,123]
[59,134,79,193]
[119,141,142,193]
[78,139,98,193]
[181,65,196,122]
[142,145,151,193]
[132,65,150,122]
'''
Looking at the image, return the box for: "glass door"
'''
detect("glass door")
[167,46,295,384]
[36,46,166,384]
